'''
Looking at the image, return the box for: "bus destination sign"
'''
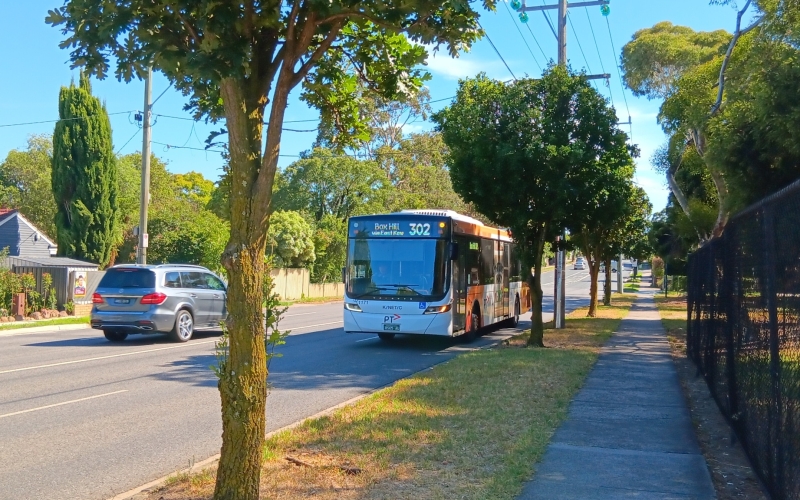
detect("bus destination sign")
[350,218,449,238]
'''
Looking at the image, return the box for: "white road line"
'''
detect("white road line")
[282,311,323,319]
[355,336,378,343]
[0,390,128,419]
[285,320,343,332]
[0,340,217,375]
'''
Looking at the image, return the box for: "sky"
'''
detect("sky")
[0,1,744,213]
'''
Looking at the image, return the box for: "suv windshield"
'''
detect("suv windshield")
[346,237,449,300]
[98,269,156,289]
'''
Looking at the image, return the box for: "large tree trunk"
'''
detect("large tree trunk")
[527,227,548,347]
[587,250,600,318]
[213,77,282,500]
[603,257,612,306]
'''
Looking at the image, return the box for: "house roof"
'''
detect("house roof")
[6,256,98,268]
[0,209,57,247]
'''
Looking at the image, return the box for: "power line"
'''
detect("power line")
[152,86,170,106]
[567,12,592,74]
[502,0,542,72]
[478,21,517,81]
[115,128,141,155]
[585,7,614,109]
[526,24,550,63]
[605,16,632,138]
[0,111,133,128]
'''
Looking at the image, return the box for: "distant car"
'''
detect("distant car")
[600,261,618,273]
[90,264,227,343]
[573,257,587,270]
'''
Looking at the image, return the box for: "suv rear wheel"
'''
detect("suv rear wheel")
[170,309,194,342]
[103,330,127,342]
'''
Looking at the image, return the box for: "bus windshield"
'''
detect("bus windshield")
[346,237,449,300]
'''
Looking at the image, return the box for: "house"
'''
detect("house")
[0,209,98,309]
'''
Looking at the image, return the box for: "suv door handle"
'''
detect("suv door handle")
[213,294,221,298]
[190,294,198,298]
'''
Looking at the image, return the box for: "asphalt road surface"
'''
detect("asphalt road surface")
[0,267,626,500]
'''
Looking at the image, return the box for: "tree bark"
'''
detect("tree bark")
[527,226,548,347]
[213,77,273,500]
[603,257,612,306]
[587,250,600,317]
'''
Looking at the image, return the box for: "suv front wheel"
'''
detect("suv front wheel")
[170,309,194,342]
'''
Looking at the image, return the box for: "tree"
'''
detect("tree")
[267,211,316,268]
[0,135,58,238]
[621,22,730,100]
[51,73,118,267]
[310,214,348,283]
[115,152,181,262]
[382,132,478,216]
[435,67,634,347]
[48,2,488,496]
[174,171,216,207]
[274,148,388,222]
[147,203,229,273]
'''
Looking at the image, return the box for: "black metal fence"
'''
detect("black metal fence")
[688,179,800,500]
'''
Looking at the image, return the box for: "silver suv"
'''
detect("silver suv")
[91,264,227,342]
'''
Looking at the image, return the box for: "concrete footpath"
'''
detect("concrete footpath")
[519,289,716,499]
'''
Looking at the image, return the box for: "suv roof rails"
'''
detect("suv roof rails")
[154,264,207,269]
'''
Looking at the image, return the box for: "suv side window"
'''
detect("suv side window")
[163,272,182,288]
[180,271,206,289]
[204,274,226,291]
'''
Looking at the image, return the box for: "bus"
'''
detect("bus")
[343,210,530,341]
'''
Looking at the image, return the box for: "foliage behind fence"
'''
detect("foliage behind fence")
[687,178,800,500]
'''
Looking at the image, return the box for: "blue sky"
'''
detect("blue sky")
[0,1,743,212]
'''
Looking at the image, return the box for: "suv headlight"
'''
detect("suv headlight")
[344,303,362,312]
[424,303,452,314]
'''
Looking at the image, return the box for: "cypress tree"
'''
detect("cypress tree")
[52,72,118,267]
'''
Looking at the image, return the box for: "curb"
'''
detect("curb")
[0,322,90,338]
[108,323,525,500]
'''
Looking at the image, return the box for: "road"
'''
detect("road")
[0,267,623,500]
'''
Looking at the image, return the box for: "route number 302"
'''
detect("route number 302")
[409,223,431,236]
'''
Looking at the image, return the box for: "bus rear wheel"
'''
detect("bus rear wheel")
[378,332,395,341]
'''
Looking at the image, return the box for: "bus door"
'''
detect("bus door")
[502,242,510,317]
[493,240,505,320]
[452,235,469,332]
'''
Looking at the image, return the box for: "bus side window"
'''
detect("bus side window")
[481,238,494,284]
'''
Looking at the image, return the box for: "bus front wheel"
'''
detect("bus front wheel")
[510,298,520,328]
[464,311,480,342]
[378,332,395,341]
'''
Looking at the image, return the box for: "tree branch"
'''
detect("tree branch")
[711,0,764,115]
[291,22,344,87]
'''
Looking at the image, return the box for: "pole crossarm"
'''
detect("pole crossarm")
[584,73,611,80]
[521,0,608,12]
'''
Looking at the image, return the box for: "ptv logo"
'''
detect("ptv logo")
[384,314,401,323]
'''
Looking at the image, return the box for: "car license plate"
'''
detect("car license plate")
[115,298,131,304]
[383,324,400,331]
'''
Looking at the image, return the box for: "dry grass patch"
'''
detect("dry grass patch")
[146,296,636,500]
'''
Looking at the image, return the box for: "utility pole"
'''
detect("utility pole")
[137,66,152,265]
[517,0,609,329]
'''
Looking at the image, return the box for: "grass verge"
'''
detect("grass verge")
[147,294,636,500]
[0,316,89,331]
[276,296,343,307]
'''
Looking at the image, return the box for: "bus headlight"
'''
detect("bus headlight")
[424,304,452,314]
[344,303,362,312]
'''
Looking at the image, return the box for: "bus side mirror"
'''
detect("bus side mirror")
[341,267,346,283]
[449,243,459,261]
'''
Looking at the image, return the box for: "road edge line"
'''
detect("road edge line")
[108,324,526,500]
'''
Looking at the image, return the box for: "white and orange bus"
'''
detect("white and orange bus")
[343,210,530,341]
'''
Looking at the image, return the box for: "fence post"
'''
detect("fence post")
[722,227,739,441]
[763,206,784,496]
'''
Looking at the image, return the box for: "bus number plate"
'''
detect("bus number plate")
[383,324,400,331]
